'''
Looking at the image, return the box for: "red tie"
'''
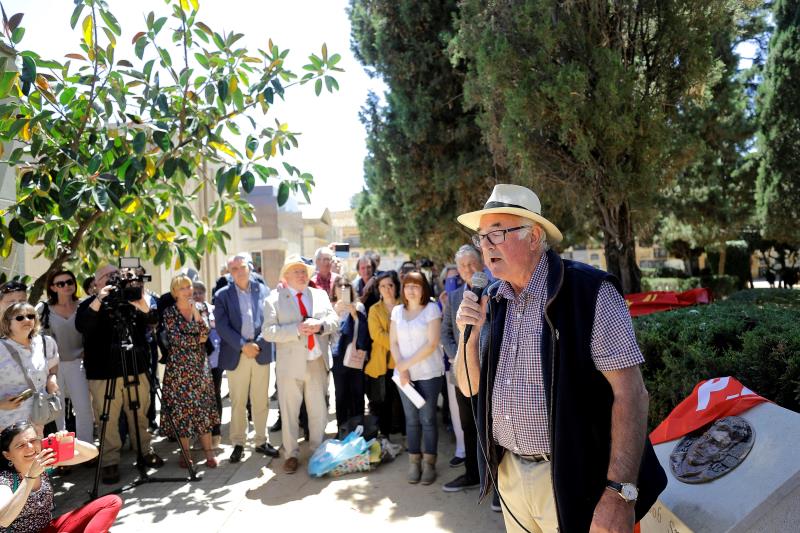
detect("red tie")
[296,292,315,350]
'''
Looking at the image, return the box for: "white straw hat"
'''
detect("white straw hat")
[280,254,315,280]
[457,184,563,243]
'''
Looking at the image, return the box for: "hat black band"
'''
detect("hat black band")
[483,201,531,211]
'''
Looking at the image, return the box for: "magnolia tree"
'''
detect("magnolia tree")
[0,0,341,301]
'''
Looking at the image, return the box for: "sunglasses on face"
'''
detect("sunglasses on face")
[13,314,36,322]
[53,279,75,288]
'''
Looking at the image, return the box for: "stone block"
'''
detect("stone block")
[640,402,800,533]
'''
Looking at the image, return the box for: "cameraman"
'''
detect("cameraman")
[75,264,164,485]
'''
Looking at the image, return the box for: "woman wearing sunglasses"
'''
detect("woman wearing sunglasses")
[0,420,122,532]
[0,303,59,433]
[37,271,93,445]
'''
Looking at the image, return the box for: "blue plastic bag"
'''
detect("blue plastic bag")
[308,426,371,477]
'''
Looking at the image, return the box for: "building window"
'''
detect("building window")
[250,251,263,274]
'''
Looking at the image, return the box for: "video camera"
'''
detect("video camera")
[105,257,152,309]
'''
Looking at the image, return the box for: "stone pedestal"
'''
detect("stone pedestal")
[641,402,800,533]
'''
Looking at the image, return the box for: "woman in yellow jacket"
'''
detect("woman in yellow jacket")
[366,271,404,438]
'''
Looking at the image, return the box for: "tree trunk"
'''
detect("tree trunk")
[599,200,641,295]
[717,244,727,277]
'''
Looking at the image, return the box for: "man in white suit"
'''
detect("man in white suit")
[262,254,339,474]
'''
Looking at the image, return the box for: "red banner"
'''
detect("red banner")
[625,288,711,317]
[649,377,770,445]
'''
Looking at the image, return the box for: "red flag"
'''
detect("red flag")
[625,288,711,317]
[649,377,769,445]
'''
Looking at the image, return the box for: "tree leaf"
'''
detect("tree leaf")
[65,53,87,61]
[10,27,24,44]
[153,243,169,265]
[277,181,289,206]
[69,4,84,29]
[0,72,18,99]
[132,131,146,154]
[241,170,255,192]
[99,9,121,36]
[7,13,23,32]
[209,141,236,158]
[153,17,167,34]
[194,52,209,69]
[20,55,36,84]
[92,185,110,211]
[122,197,141,214]
[314,78,322,96]
[8,218,25,244]
[134,36,148,59]
[82,15,93,48]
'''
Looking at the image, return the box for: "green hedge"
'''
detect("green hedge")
[724,288,800,307]
[634,294,800,431]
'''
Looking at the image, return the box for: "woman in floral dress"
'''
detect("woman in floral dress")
[160,275,219,468]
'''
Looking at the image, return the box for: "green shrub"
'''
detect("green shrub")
[634,301,800,431]
[724,288,800,307]
[640,277,701,292]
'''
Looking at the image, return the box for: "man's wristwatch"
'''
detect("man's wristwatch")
[606,480,638,503]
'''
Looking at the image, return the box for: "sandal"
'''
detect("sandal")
[178,454,193,469]
[204,450,218,469]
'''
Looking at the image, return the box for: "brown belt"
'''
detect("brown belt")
[513,453,551,464]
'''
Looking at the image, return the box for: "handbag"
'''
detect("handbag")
[1,337,62,426]
[342,315,366,370]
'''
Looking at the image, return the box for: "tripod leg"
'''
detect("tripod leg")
[90,377,117,500]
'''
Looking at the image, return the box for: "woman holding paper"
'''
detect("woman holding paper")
[390,272,444,485]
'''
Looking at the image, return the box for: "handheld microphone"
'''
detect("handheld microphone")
[463,271,489,344]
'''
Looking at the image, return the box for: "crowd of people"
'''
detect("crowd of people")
[0,183,667,533]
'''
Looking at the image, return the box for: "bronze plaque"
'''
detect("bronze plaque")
[670,416,755,484]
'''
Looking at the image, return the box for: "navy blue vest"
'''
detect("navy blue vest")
[475,250,667,531]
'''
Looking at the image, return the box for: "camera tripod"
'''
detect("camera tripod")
[89,304,200,501]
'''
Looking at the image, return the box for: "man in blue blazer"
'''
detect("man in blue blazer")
[214,253,278,463]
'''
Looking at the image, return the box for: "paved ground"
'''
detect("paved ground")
[50,375,505,533]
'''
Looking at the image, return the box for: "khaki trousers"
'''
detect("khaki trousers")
[88,375,152,466]
[498,452,560,533]
[227,356,270,447]
[277,356,328,458]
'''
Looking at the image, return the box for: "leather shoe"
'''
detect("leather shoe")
[269,419,282,432]
[101,464,120,485]
[283,456,299,474]
[229,445,244,464]
[254,442,280,458]
[139,453,164,468]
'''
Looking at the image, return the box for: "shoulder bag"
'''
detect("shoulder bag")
[0,338,62,425]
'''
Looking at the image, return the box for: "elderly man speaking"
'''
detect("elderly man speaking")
[262,255,339,474]
[455,184,666,533]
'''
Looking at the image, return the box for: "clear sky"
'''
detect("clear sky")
[3,0,384,211]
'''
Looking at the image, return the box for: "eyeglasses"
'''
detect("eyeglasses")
[13,437,42,450]
[471,225,531,248]
[13,314,36,322]
[53,279,75,288]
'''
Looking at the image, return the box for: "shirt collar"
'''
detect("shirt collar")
[235,282,251,295]
[497,254,548,302]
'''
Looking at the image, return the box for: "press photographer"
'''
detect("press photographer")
[75,263,164,485]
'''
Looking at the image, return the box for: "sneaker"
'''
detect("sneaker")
[254,442,280,458]
[449,456,466,468]
[229,445,244,463]
[491,491,502,512]
[442,474,480,493]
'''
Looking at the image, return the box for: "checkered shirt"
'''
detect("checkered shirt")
[491,256,645,455]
